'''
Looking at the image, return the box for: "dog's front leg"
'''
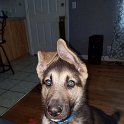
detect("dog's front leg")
[42,115,50,124]
[68,117,84,124]
[70,121,83,124]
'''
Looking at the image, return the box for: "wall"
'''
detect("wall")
[0,0,26,17]
[69,0,116,55]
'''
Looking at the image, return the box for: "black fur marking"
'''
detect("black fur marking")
[43,58,82,87]
[44,58,79,74]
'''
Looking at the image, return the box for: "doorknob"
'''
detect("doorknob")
[61,3,64,7]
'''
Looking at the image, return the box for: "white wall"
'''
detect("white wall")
[0,0,26,17]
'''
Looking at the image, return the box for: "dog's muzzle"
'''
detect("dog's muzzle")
[45,99,70,121]
[47,105,63,117]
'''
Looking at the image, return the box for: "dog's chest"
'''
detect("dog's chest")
[42,115,83,124]
[49,122,83,124]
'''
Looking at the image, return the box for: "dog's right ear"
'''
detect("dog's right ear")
[57,39,88,82]
[36,51,57,81]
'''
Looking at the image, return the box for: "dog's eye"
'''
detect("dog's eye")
[45,79,52,86]
[67,80,75,89]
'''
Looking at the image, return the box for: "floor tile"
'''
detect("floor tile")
[0,71,13,79]
[0,91,24,108]
[0,89,6,95]
[10,81,38,93]
[23,73,39,83]
[0,106,8,115]
[0,78,5,82]
[0,55,38,116]
[0,79,19,90]
[12,64,26,71]
[8,72,30,80]
[23,63,37,73]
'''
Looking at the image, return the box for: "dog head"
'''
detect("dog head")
[36,39,88,121]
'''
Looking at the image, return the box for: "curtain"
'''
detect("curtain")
[109,0,124,60]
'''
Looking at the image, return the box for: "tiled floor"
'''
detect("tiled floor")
[0,55,39,116]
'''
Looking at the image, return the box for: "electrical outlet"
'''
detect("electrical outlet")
[72,2,76,9]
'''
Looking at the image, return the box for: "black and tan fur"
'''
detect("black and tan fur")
[36,39,120,124]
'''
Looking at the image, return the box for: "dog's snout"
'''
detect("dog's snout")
[47,105,62,117]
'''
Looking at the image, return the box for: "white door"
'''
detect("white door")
[25,0,68,54]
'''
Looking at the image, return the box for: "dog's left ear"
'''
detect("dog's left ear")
[57,39,88,80]
[36,51,57,81]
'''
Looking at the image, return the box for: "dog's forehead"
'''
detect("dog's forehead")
[45,69,75,79]
[43,58,80,79]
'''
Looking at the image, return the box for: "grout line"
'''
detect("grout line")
[0,106,9,109]
[0,75,38,83]
[0,88,25,95]
[0,90,8,96]
[0,81,38,94]
[0,84,38,116]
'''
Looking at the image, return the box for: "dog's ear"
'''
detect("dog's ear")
[36,51,57,81]
[57,39,88,80]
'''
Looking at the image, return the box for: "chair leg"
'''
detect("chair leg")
[0,45,14,74]
[0,53,5,71]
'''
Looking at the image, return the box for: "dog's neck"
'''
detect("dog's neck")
[42,113,77,124]
[49,113,77,124]
[42,109,92,124]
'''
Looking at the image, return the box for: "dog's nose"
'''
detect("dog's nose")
[47,106,62,117]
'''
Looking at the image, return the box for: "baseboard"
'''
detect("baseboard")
[80,55,88,60]
[80,55,124,62]
[102,56,124,62]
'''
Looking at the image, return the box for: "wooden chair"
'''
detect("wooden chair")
[0,11,14,74]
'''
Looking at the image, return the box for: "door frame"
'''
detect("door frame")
[25,0,69,55]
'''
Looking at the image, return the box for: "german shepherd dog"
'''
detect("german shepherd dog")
[37,39,120,124]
